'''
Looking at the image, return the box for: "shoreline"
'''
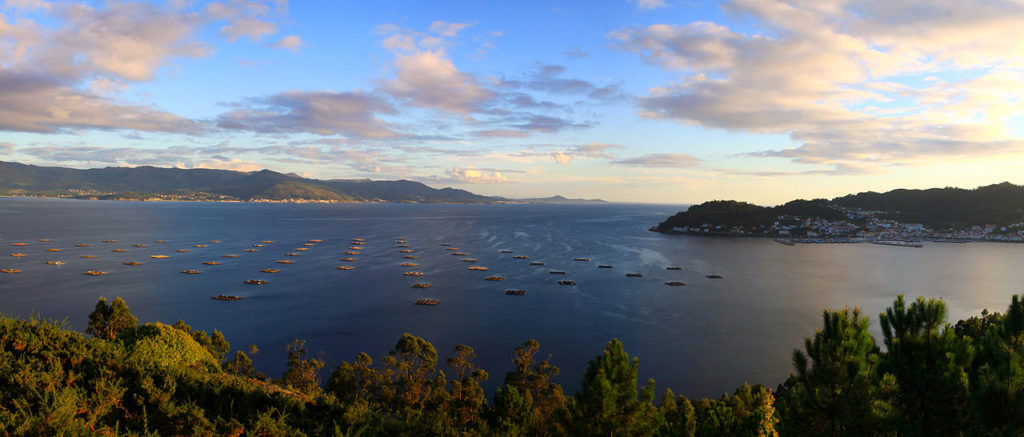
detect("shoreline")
[648,226,1023,245]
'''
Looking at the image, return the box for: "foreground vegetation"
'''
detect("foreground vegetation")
[3,295,1024,436]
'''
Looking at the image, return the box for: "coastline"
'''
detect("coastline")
[648,226,1021,245]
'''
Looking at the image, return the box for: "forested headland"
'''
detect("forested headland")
[3,294,1024,436]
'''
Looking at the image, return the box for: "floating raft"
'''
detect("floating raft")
[293,248,309,251]
[352,242,365,246]
[706,274,723,279]
[149,255,169,259]
[45,261,64,265]
[348,247,363,250]
[530,262,544,266]
[665,281,687,287]
[10,243,27,246]
[175,249,190,253]
[203,261,222,265]
[45,248,60,252]
[209,240,221,243]
[396,244,410,248]
[340,258,357,262]
[461,259,478,262]
[38,239,52,242]
[445,247,459,251]
[309,239,324,243]
[485,276,505,281]
[414,299,439,305]
[243,249,259,252]
[513,255,529,259]
[411,283,433,288]
[335,266,354,270]
[123,261,141,266]
[574,258,591,262]
[1,268,21,274]
[80,255,98,259]
[223,254,240,258]
[440,243,452,246]
[211,294,241,301]
[102,240,116,243]
[468,266,489,271]
[505,289,526,295]
[9,253,25,257]
[404,272,425,277]
[83,270,107,276]
[500,250,514,253]
[134,244,147,248]
[399,249,414,253]
[450,252,467,256]
[253,244,265,247]
[558,280,576,286]
[259,268,279,273]
[350,239,363,242]
[194,244,208,248]
[626,273,643,278]
[276,260,294,264]
[344,251,359,255]
[394,239,407,244]
[666,266,682,270]
[400,262,419,267]
[260,240,275,244]
[75,243,90,247]
[403,255,418,259]
[549,270,565,275]
[598,265,613,269]
[284,253,300,256]
[111,249,126,253]
[180,270,201,275]
[303,242,316,246]
[154,240,167,243]
[244,279,269,285]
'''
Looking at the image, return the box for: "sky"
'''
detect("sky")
[2,0,1024,204]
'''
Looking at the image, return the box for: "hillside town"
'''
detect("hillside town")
[664,205,1024,244]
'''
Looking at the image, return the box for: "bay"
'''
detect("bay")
[0,197,1021,398]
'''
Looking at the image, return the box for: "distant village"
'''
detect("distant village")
[665,205,1024,244]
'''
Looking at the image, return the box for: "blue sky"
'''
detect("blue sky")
[3,0,1024,204]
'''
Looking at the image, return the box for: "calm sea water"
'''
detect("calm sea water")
[1,197,1022,398]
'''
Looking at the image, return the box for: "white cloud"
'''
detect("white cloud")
[221,18,276,42]
[551,152,572,165]
[271,34,302,52]
[630,0,667,10]
[217,90,402,138]
[381,50,494,114]
[446,167,509,184]
[613,153,700,167]
[428,21,474,37]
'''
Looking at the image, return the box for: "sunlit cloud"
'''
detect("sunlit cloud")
[445,167,510,184]
[613,153,700,168]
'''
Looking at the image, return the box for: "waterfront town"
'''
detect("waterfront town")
[664,205,1024,244]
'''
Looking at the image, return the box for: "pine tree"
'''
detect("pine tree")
[87,296,137,340]
[281,338,324,396]
[572,338,660,436]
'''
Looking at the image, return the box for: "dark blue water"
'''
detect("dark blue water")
[1,197,1023,398]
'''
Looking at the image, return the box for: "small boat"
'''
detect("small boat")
[626,273,643,278]
[404,272,425,276]
[9,253,26,257]
[175,249,190,253]
[75,244,90,247]
[500,250,514,253]
[445,247,459,251]
[309,239,324,243]
[665,281,687,286]
[706,274,723,279]
[123,261,141,266]
[202,261,222,265]
[10,243,26,246]
[485,276,505,281]
[335,266,354,270]
[222,254,240,258]
[149,255,169,259]
[259,268,279,273]
[399,249,414,253]
[276,260,294,264]
[666,266,682,270]
[411,283,433,288]
[111,249,126,253]
[45,248,60,252]
[243,249,259,252]
[134,244,147,248]
[1,268,21,274]
[400,262,419,267]
[38,239,52,242]
[344,251,359,255]
[574,258,591,262]
[557,280,576,286]
[244,279,268,285]
[598,265,613,269]
[461,258,478,262]
[505,289,526,295]
[294,248,309,251]
[260,240,275,244]
[340,258,357,262]
[549,270,565,275]
[208,240,221,243]
[83,270,108,276]
[450,252,467,256]
[414,299,439,305]
[45,261,64,265]
[102,240,116,243]
[154,240,167,243]
[193,244,208,248]
[253,244,265,248]
[211,294,241,301]
[403,255,418,259]
[529,262,544,266]
[180,270,201,274]
[468,266,489,271]
[513,255,529,259]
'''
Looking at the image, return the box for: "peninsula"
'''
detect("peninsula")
[655,182,1024,244]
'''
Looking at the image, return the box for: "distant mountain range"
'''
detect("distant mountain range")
[0,161,605,204]
[658,182,1024,230]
